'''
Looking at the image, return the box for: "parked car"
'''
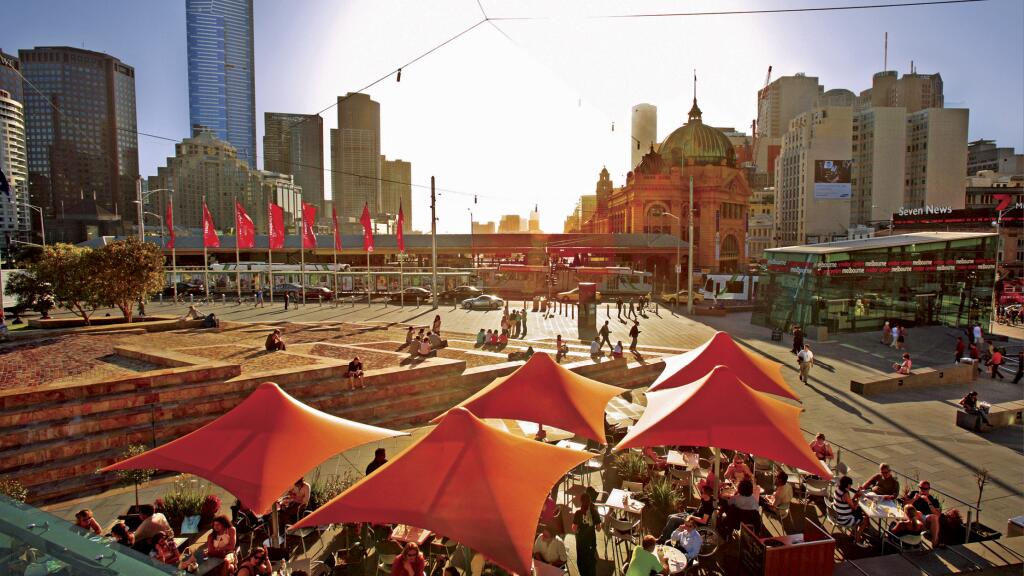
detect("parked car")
[659,289,704,305]
[441,285,483,302]
[391,287,432,304]
[556,287,602,303]
[461,294,505,310]
[277,283,334,301]
[163,282,205,297]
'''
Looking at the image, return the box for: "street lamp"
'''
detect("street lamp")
[468,208,474,268]
[989,207,1012,331]
[132,179,171,242]
[657,210,683,313]
[17,202,45,247]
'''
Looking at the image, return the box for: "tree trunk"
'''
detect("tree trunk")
[119,303,133,323]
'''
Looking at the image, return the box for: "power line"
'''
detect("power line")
[590,0,989,19]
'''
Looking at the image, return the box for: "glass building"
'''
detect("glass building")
[752,232,998,334]
[186,0,256,168]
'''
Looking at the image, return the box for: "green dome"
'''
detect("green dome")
[658,99,736,168]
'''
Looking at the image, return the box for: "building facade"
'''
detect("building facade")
[967,139,1024,176]
[0,51,23,103]
[747,187,774,262]
[858,71,943,113]
[904,108,968,210]
[472,221,496,234]
[564,195,597,233]
[186,0,256,167]
[263,113,324,212]
[381,156,411,233]
[498,214,522,233]
[631,103,657,169]
[850,107,906,226]
[0,88,29,249]
[774,107,853,246]
[331,93,380,233]
[20,46,139,242]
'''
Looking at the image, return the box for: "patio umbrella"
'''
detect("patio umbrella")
[648,331,799,401]
[616,365,830,478]
[102,382,407,514]
[431,353,626,443]
[292,406,592,575]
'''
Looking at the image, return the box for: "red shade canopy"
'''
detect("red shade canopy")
[432,353,626,443]
[293,407,592,575]
[616,366,830,478]
[101,382,406,514]
[648,331,799,401]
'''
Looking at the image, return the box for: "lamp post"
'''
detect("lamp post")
[989,208,1011,332]
[468,208,474,268]
[18,202,45,247]
[132,185,171,242]
[658,210,682,312]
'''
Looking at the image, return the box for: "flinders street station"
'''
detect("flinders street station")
[578,97,753,275]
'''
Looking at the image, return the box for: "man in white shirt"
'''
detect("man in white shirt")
[670,518,703,561]
[589,337,602,360]
[972,324,983,344]
[532,526,567,567]
[796,344,814,383]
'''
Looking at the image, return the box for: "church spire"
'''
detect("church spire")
[688,69,702,122]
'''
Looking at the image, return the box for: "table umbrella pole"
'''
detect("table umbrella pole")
[271,502,281,548]
[713,447,721,501]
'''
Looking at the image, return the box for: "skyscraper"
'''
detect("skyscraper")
[264,113,324,211]
[331,92,380,233]
[631,104,657,169]
[0,88,29,250]
[20,46,139,242]
[186,0,256,167]
[381,156,411,233]
[0,50,23,103]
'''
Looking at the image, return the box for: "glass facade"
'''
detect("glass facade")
[752,233,998,333]
[186,0,256,168]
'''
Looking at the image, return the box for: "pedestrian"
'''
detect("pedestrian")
[572,489,602,576]
[628,298,636,319]
[1013,351,1023,384]
[616,297,623,319]
[797,344,814,383]
[520,308,528,337]
[890,323,900,348]
[791,325,804,355]
[972,323,983,346]
[896,325,907,350]
[511,310,520,338]
[137,298,146,318]
[284,291,290,310]
[432,314,442,335]
[255,287,264,308]
[988,348,1005,380]
[954,336,965,363]
[629,320,640,352]
[599,320,611,351]
[881,321,892,346]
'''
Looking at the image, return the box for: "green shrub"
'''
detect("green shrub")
[309,472,359,511]
[162,475,207,518]
[614,451,649,483]
[645,476,680,514]
[0,478,28,502]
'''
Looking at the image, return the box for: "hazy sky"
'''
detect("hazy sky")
[4,0,1023,232]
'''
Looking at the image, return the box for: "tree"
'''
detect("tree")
[92,238,165,323]
[30,243,103,324]
[113,444,155,509]
[4,271,51,315]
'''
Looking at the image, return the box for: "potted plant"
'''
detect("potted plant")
[112,444,155,514]
[308,472,359,511]
[644,477,680,533]
[161,475,206,535]
[0,478,28,502]
[613,451,649,486]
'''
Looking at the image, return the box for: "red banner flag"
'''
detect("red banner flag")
[166,201,175,249]
[202,201,220,248]
[301,202,318,249]
[268,203,285,249]
[396,203,405,253]
[360,203,374,253]
[235,202,255,249]
[332,205,342,251]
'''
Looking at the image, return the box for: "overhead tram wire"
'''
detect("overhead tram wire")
[586,0,990,19]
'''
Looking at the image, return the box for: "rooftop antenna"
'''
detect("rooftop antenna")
[693,69,697,104]
[884,32,888,72]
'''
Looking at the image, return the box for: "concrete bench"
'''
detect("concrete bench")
[956,401,1023,431]
[850,363,974,396]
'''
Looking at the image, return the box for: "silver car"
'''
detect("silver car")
[461,294,504,310]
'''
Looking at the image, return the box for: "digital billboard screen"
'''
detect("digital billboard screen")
[813,159,852,199]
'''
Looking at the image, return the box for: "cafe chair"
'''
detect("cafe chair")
[377,554,399,576]
[823,499,854,539]
[695,525,721,559]
[621,481,644,494]
[882,528,928,553]
[604,516,641,574]
[286,509,324,559]
[752,456,775,481]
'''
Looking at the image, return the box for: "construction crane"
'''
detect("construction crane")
[751,65,772,173]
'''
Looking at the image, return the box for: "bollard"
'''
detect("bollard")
[190,294,194,303]
[159,294,163,304]
[571,304,575,319]
[221,294,226,304]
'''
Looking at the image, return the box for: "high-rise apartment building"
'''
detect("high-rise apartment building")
[331,93,380,233]
[263,113,324,210]
[528,205,541,232]
[905,108,968,209]
[20,47,139,241]
[774,107,853,246]
[858,71,943,113]
[186,0,256,167]
[850,107,907,225]
[381,156,411,233]
[755,74,824,177]
[0,51,23,103]
[631,104,657,169]
[498,214,521,233]
[0,88,29,249]
[967,139,1024,176]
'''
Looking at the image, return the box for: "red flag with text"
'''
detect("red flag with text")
[332,205,342,251]
[235,202,255,249]
[301,202,318,249]
[268,203,285,249]
[166,201,175,249]
[396,203,405,253]
[360,203,374,253]
[202,201,220,248]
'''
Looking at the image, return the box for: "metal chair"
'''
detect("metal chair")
[621,481,644,494]
[882,528,927,553]
[823,499,854,538]
[377,554,399,576]
[752,456,775,481]
[286,509,324,560]
[605,516,640,575]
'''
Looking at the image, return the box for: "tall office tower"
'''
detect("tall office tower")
[860,70,943,113]
[0,51,23,102]
[0,88,29,249]
[264,113,324,210]
[331,93,380,233]
[380,156,411,233]
[850,107,906,225]
[755,74,823,177]
[904,108,967,209]
[498,214,521,233]
[20,47,139,242]
[186,0,256,167]
[631,104,657,169]
[773,107,853,246]
[528,204,541,232]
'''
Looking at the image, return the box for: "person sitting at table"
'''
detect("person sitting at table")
[657,485,715,544]
[265,329,286,351]
[903,480,943,547]
[643,446,669,470]
[718,479,761,537]
[108,521,134,547]
[278,477,310,526]
[204,515,237,575]
[346,356,365,390]
[391,542,426,576]
[236,546,272,576]
[418,337,433,356]
[366,448,388,475]
[859,462,900,498]
[532,526,568,568]
[74,509,102,535]
[132,504,173,553]
[625,535,669,576]
[889,504,925,538]
[833,475,871,548]
[809,433,834,465]
[669,518,703,563]
[540,494,560,533]
[724,453,753,484]
[761,472,793,518]
[149,532,181,566]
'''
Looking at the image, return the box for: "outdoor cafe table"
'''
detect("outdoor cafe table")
[555,440,588,452]
[858,494,907,543]
[666,450,698,469]
[391,524,434,546]
[604,488,646,516]
[656,545,688,575]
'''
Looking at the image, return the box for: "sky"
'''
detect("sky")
[4,0,1023,233]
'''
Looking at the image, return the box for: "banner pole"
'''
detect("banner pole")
[234,195,241,302]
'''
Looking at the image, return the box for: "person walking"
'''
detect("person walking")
[284,291,290,311]
[616,297,623,319]
[629,320,641,352]
[255,287,264,308]
[627,298,636,319]
[988,348,1005,380]
[520,308,528,337]
[791,325,804,355]
[890,323,900,348]
[972,323,983,346]
[797,344,814,383]
[896,325,907,350]
[954,336,965,363]
[432,314,442,335]
[881,321,892,346]
[1013,351,1023,384]
[598,321,612,351]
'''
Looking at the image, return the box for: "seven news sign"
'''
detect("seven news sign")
[813,160,852,199]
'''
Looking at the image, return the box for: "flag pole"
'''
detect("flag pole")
[234,194,241,302]
[170,192,178,303]
[267,203,274,304]
[300,204,306,306]
[202,194,210,300]
[366,248,371,307]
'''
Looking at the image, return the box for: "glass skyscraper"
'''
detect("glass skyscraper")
[186,0,256,168]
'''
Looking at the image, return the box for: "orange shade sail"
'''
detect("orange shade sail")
[616,365,830,479]
[101,382,406,514]
[432,353,626,443]
[293,407,592,575]
[648,331,799,401]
